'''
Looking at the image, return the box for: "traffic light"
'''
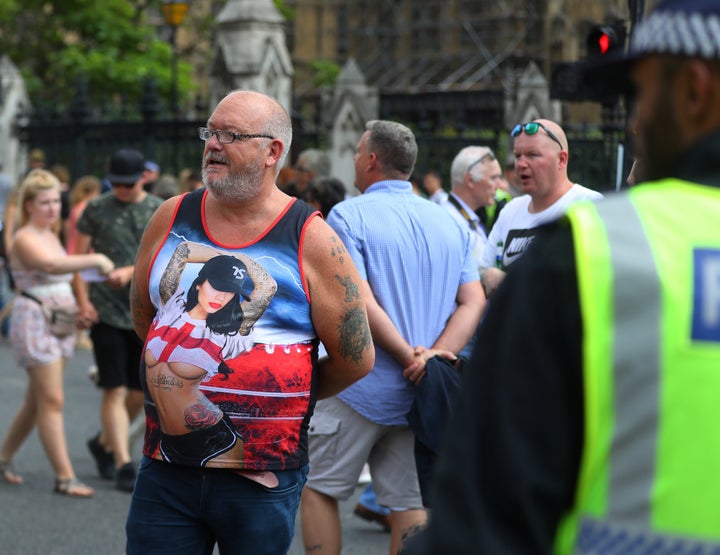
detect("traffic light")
[550,21,627,103]
[586,22,626,59]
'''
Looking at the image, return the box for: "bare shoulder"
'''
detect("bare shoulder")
[132,198,182,338]
[302,215,350,271]
[138,197,182,250]
[135,197,182,282]
[147,196,182,230]
[302,215,365,334]
[302,217,365,317]
[11,226,31,244]
[11,227,44,252]
[301,215,363,312]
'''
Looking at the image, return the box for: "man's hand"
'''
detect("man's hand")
[403,346,457,385]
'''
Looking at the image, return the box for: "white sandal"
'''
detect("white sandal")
[53,476,94,498]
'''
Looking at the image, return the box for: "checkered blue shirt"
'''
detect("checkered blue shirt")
[327,180,478,425]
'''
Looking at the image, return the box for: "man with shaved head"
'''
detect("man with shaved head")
[478,118,602,297]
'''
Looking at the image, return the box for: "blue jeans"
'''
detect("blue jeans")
[126,457,308,555]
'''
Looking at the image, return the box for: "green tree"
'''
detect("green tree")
[0,0,194,114]
[273,0,294,20]
[310,59,341,88]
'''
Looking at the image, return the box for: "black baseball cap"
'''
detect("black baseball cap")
[107,148,145,185]
[198,255,254,302]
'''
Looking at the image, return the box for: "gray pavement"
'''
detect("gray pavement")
[0,341,390,554]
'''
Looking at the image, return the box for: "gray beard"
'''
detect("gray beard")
[202,158,264,202]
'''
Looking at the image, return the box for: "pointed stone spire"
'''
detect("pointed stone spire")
[209,0,293,114]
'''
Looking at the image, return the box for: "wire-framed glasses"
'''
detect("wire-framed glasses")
[466,150,497,174]
[198,127,274,144]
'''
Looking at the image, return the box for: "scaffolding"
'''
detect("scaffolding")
[288,0,548,95]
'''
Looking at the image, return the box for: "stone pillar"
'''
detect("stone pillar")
[0,55,30,182]
[504,61,562,129]
[324,59,378,195]
[209,0,293,117]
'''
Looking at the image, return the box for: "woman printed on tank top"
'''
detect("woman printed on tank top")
[144,241,277,467]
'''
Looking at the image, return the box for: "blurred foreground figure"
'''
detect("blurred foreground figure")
[404,0,720,553]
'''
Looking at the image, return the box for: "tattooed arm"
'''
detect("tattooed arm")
[302,216,374,399]
[158,242,192,304]
[232,252,277,335]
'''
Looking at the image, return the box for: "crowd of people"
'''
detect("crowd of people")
[0,1,718,554]
[0,149,212,496]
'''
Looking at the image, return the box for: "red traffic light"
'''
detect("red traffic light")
[586,23,626,58]
[598,33,610,54]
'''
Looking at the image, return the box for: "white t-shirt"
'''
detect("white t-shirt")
[480,184,603,269]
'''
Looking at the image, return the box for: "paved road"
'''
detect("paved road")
[0,342,390,554]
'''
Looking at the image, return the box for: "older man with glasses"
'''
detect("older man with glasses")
[478,118,603,298]
[127,90,374,555]
[437,145,504,371]
[442,146,503,269]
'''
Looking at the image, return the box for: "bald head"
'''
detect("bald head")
[213,91,293,170]
[512,118,574,211]
[534,119,568,152]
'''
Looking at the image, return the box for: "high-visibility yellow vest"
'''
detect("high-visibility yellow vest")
[484,189,512,230]
[555,180,720,554]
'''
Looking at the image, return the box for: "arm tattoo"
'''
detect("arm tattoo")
[334,274,360,302]
[338,306,372,363]
[237,254,277,335]
[159,242,190,304]
[329,236,346,264]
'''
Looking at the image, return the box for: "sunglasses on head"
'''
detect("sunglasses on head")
[511,122,564,150]
[466,150,496,174]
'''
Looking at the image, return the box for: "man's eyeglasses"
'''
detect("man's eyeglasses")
[198,127,274,144]
[511,122,564,150]
[466,150,496,174]
[111,182,136,189]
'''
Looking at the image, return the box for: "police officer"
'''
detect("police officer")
[403,0,720,553]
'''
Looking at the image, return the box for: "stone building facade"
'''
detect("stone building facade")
[284,0,654,130]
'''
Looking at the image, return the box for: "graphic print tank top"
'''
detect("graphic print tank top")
[141,189,320,470]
